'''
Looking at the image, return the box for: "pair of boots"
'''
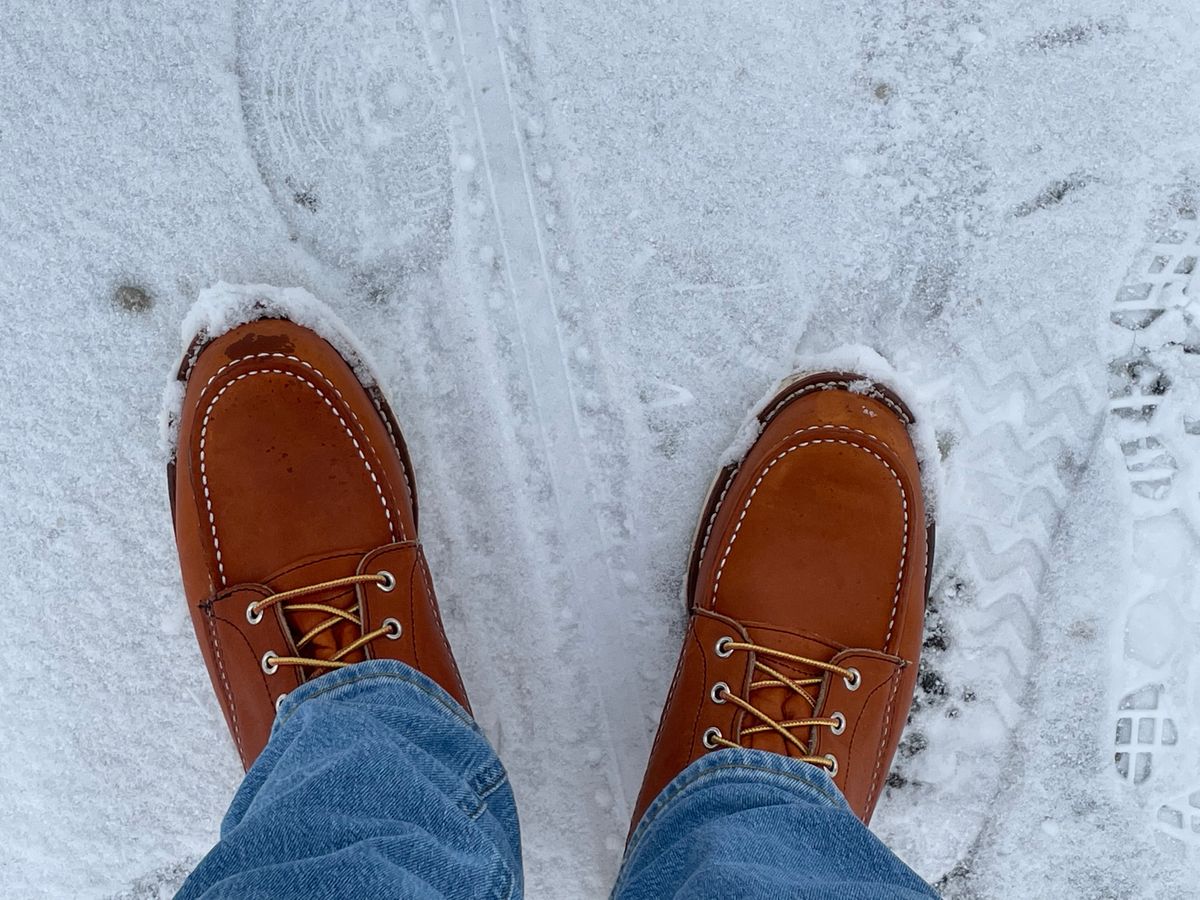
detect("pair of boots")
[169,310,931,835]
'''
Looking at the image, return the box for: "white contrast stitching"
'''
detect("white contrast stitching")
[200,368,398,585]
[762,379,910,426]
[205,606,243,758]
[695,374,911,582]
[202,352,414,506]
[696,425,903,571]
[694,468,738,584]
[866,668,902,811]
[710,437,910,651]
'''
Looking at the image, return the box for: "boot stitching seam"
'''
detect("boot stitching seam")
[711,436,910,652]
[198,368,399,587]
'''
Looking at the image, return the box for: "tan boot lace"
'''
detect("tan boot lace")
[705,637,860,774]
[248,572,400,676]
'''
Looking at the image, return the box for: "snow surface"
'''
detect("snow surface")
[2,0,1200,897]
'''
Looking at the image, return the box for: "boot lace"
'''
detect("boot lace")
[246,572,401,676]
[704,637,860,774]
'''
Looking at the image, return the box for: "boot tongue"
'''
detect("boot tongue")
[262,550,371,668]
[739,625,846,757]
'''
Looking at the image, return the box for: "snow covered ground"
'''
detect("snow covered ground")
[2,0,1200,896]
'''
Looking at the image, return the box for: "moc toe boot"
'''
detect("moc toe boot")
[169,315,470,769]
[631,372,932,831]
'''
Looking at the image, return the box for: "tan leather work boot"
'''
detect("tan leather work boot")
[168,314,470,769]
[631,372,933,830]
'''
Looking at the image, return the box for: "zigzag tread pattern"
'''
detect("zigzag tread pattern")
[891,314,1105,791]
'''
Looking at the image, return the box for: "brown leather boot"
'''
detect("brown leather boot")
[631,372,933,830]
[168,314,470,769]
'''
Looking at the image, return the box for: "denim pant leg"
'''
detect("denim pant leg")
[613,748,938,900]
[177,660,521,900]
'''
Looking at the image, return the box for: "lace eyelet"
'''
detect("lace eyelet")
[245,601,263,625]
[376,570,396,592]
[702,727,723,749]
[715,637,735,658]
[824,754,839,776]
[275,692,288,712]
[261,651,279,675]
[710,682,729,704]
[382,617,403,640]
[830,711,846,735]
[843,667,862,691]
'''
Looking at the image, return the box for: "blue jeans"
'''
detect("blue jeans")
[178,660,937,899]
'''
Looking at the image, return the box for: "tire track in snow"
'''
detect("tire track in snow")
[442,0,643,819]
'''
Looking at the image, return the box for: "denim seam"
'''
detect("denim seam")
[492,866,517,900]
[626,760,842,858]
[473,771,509,802]
[466,771,511,817]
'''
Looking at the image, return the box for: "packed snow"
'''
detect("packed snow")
[2,0,1200,897]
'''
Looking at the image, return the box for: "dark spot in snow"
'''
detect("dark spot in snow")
[113,284,153,313]
[923,626,949,653]
[1067,619,1097,641]
[293,188,319,212]
[1026,19,1120,51]
[900,731,929,757]
[873,82,893,102]
[1013,175,1090,217]
[885,771,908,788]
[284,175,318,213]
[935,861,973,894]
[962,688,976,703]
[920,670,948,697]
[1055,448,1088,483]
[936,430,957,461]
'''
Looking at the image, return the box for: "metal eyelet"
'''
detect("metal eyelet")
[702,727,723,749]
[843,667,862,691]
[261,651,279,675]
[830,711,846,735]
[275,692,288,712]
[715,637,735,658]
[824,754,839,776]
[382,617,403,640]
[710,681,729,704]
[245,601,263,625]
[377,570,396,592]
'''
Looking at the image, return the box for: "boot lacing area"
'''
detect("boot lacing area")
[704,637,861,776]
[246,572,403,677]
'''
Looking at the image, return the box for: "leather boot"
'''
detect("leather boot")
[631,372,933,830]
[168,314,470,769]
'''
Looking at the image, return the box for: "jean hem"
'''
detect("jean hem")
[624,749,847,861]
[275,659,476,732]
